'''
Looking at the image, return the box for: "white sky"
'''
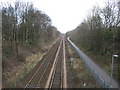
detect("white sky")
[1,0,106,33]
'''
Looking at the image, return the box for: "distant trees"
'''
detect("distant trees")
[66,0,119,82]
[67,0,119,55]
[1,1,60,59]
[101,0,120,28]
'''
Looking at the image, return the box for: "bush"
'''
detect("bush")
[17,54,26,63]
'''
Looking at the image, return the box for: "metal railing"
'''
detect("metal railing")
[67,37,110,89]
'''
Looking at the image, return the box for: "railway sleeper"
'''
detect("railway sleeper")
[25,84,40,88]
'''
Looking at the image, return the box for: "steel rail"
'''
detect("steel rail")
[46,39,67,88]
[50,40,63,88]
[37,40,62,88]
[24,39,61,88]
[63,39,67,88]
[45,40,63,88]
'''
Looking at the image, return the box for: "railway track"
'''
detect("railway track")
[45,39,63,88]
[22,38,67,88]
[48,39,67,88]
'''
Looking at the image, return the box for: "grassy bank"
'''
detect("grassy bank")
[66,41,99,88]
[3,52,44,88]
[74,42,118,83]
[2,39,58,88]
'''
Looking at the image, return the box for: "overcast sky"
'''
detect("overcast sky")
[1,0,106,33]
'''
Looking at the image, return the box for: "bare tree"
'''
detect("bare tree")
[101,0,119,28]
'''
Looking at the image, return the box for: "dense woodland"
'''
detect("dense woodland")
[2,2,60,60]
[67,0,119,56]
[1,2,60,87]
[66,0,120,81]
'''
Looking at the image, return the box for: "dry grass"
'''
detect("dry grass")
[77,45,119,82]
[2,39,58,88]
[70,58,99,88]
[66,41,99,88]
[3,52,44,88]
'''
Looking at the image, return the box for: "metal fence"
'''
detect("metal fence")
[67,38,110,89]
